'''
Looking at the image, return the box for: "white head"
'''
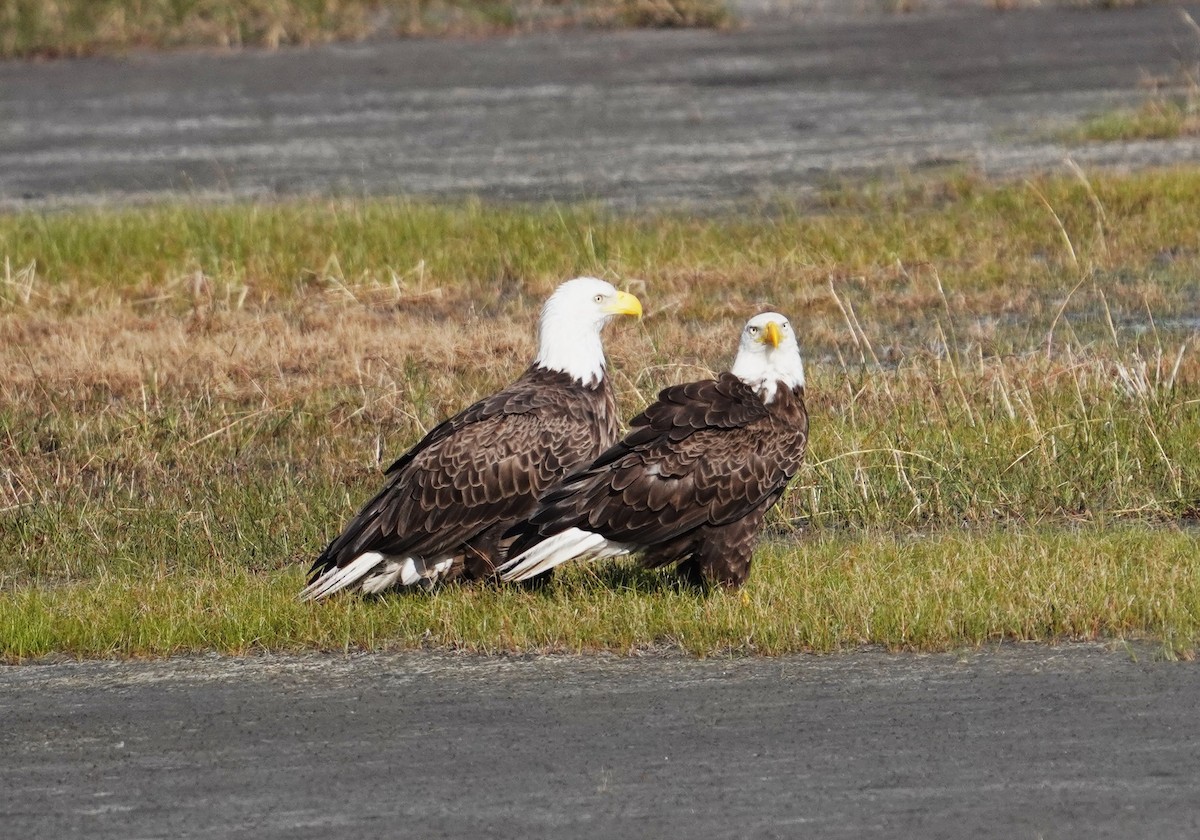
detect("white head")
[534,277,642,386]
[729,312,806,404]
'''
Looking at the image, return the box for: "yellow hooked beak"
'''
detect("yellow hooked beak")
[761,320,782,348]
[606,290,643,318]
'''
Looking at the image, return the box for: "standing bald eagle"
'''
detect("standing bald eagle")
[498,312,807,590]
[301,277,642,600]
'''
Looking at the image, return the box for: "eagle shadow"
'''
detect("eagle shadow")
[574,562,720,597]
[359,562,713,600]
[578,563,676,595]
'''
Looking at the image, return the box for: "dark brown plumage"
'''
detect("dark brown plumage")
[499,312,808,590]
[308,366,617,588]
[300,277,641,600]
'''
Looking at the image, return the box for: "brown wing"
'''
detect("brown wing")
[309,366,616,581]
[512,372,808,559]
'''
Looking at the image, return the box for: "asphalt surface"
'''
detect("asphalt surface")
[6,6,1200,837]
[3,646,1198,839]
[3,3,1200,208]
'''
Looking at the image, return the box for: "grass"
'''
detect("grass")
[3,526,1197,659]
[1,0,1157,59]
[2,166,1199,660]
[1067,8,1200,143]
[1069,98,1200,143]
[0,0,732,60]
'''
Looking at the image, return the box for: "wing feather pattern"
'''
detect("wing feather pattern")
[504,372,808,588]
[307,365,618,589]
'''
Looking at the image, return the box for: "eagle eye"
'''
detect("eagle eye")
[594,294,604,303]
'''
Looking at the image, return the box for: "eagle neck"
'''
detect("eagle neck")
[534,320,606,388]
[729,369,806,408]
[732,360,805,406]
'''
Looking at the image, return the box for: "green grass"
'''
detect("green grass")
[2,167,1200,660]
[3,526,1197,660]
[1066,9,1200,144]
[0,0,732,59]
[1069,99,1200,143]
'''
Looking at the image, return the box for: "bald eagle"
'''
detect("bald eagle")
[300,277,642,600]
[497,312,808,590]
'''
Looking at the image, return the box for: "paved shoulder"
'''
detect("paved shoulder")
[2,5,1198,207]
[2,646,1197,838]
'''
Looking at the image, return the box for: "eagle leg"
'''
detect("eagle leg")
[677,516,763,591]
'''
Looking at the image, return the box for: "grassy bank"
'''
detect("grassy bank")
[1,0,730,60]
[2,167,1199,659]
[3,526,1197,660]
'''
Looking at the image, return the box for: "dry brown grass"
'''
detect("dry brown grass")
[1,0,732,60]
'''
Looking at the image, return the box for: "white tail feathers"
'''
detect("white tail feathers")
[498,527,630,582]
[300,552,453,601]
[303,529,626,598]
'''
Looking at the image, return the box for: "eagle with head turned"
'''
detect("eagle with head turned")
[497,312,808,590]
[301,277,642,600]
